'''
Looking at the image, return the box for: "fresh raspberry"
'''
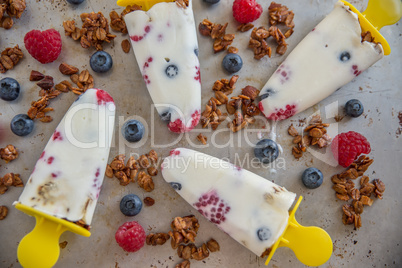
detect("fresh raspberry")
[331,131,371,168]
[115,221,146,252]
[24,29,62,64]
[232,0,263,24]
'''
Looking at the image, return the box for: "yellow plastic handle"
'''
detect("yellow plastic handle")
[265,196,333,267]
[15,203,90,268]
[116,0,175,10]
[341,0,402,55]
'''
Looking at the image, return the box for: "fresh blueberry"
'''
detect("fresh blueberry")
[122,119,144,142]
[339,51,351,62]
[90,51,113,73]
[169,182,182,191]
[10,114,34,136]
[203,0,220,4]
[345,99,364,117]
[257,227,271,241]
[120,194,142,216]
[165,65,179,78]
[222,53,243,73]
[0,77,20,101]
[260,89,274,100]
[302,167,323,189]
[160,111,171,121]
[66,0,85,4]
[254,139,279,164]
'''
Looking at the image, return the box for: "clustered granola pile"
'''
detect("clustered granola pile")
[0,144,18,163]
[0,172,23,195]
[249,2,295,59]
[106,150,159,192]
[331,156,385,229]
[199,19,236,53]
[288,115,332,159]
[199,75,261,134]
[63,12,117,51]
[0,45,23,74]
[0,0,25,29]
[146,215,220,268]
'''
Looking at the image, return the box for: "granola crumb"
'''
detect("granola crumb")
[196,133,207,145]
[0,206,8,220]
[143,197,155,206]
[121,39,131,53]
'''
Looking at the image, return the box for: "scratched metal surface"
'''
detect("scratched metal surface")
[0,0,401,267]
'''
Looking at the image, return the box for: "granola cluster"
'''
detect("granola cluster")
[146,215,220,268]
[0,0,25,29]
[288,115,331,159]
[0,172,23,195]
[63,12,117,51]
[249,2,295,59]
[109,5,141,34]
[0,45,23,74]
[199,19,236,53]
[331,156,385,229]
[0,144,18,163]
[106,150,158,192]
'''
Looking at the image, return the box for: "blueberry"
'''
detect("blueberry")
[120,194,142,216]
[301,167,323,189]
[160,111,171,121]
[254,139,279,164]
[169,182,182,191]
[66,0,85,4]
[0,77,20,101]
[260,89,274,100]
[339,51,351,62]
[90,51,113,73]
[203,0,220,4]
[257,227,271,241]
[122,119,144,142]
[165,64,179,78]
[194,48,199,57]
[10,114,34,136]
[222,53,243,73]
[345,99,364,117]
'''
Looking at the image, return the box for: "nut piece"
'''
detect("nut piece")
[0,206,8,220]
[196,133,207,145]
[147,166,158,176]
[146,233,170,246]
[206,238,220,252]
[59,63,79,75]
[37,76,54,90]
[241,86,260,100]
[0,45,24,74]
[143,196,155,206]
[30,70,45,81]
[0,144,18,162]
[147,150,158,164]
[175,260,190,268]
[121,39,130,53]
[138,155,151,169]
[138,171,154,192]
[105,164,113,178]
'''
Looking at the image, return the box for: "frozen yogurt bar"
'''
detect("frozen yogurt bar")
[124,0,201,133]
[15,88,115,226]
[258,1,384,121]
[162,148,296,257]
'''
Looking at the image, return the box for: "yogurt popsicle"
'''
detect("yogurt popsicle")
[124,0,201,133]
[161,148,296,257]
[15,88,115,226]
[258,1,384,121]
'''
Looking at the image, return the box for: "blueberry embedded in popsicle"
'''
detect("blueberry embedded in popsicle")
[169,182,182,191]
[339,51,351,62]
[257,227,272,241]
[260,88,274,100]
[165,64,179,78]
[160,110,172,121]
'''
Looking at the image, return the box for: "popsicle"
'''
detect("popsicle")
[258,0,399,121]
[123,0,201,133]
[14,88,115,268]
[162,148,333,266]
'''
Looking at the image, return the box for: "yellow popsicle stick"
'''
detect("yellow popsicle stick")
[265,196,333,267]
[15,203,91,268]
[116,0,174,10]
[341,0,402,55]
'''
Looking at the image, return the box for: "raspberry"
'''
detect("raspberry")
[331,131,371,168]
[232,0,263,24]
[115,221,146,252]
[24,29,62,64]
[168,110,200,133]
[259,102,297,121]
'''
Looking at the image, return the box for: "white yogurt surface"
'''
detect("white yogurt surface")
[125,0,201,132]
[258,1,384,121]
[16,89,115,225]
[162,148,296,256]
